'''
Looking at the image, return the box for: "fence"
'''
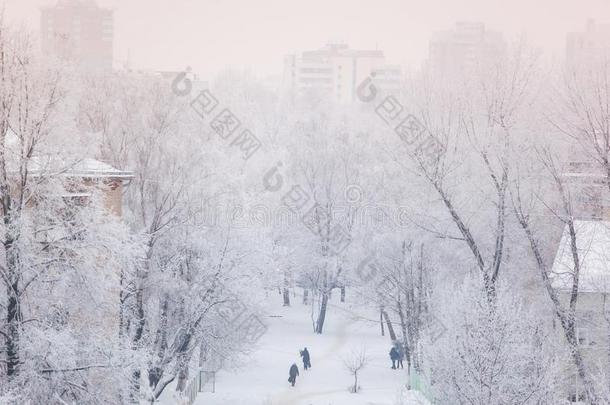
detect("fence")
[184,369,216,405]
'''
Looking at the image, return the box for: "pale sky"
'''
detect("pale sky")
[4,0,610,78]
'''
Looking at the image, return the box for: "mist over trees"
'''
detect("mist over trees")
[1,14,610,405]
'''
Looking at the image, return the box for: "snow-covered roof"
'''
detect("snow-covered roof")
[551,220,610,293]
[28,157,134,179]
[67,158,133,178]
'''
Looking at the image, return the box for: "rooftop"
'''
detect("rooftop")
[29,157,133,179]
[302,43,384,59]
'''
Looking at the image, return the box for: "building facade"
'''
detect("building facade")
[283,43,402,103]
[426,22,506,75]
[65,158,133,217]
[41,0,114,70]
[562,164,610,221]
[562,20,610,221]
[567,20,610,67]
[551,220,610,403]
[28,157,132,217]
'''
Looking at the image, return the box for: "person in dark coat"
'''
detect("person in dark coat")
[288,363,299,386]
[300,347,312,370]
[396,344,404,369]
[389,347,399,369]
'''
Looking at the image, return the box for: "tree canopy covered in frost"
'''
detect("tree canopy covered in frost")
[1,15,610,405]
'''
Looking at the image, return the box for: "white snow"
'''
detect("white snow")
[192,292,431,405]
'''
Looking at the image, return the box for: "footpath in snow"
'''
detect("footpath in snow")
[194,291,430,405]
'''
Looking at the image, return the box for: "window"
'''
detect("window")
[576,326,596,347]
[568,391,586,403]
[568,376,586,403]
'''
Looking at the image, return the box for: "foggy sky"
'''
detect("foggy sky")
[4,0,610,78]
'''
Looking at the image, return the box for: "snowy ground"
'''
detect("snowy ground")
[193,291,430,405]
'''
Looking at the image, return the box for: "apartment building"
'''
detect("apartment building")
[283,43,402,103]
[567,19,610,67]
[41,0,114,70]
[551,220,610,402]
[426,22,506,75]
[562,20,610,221]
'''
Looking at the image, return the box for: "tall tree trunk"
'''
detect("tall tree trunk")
[175,358,189,392]
[6,280,20,377]
[132,238,155,400]
[397,302,412,372]
[315,292,329,334]
[117,268,129,405]
[5,239,20,378]
[149,296,169,388]
[283,271,290,306]
[380,309,385,336]
[131,284,146,399]
[381,309,397,341]
[119,268,129,338]
[199,341,208,368]
[152,330,194,400]
[567,326,601,404]
[302,289,309,305]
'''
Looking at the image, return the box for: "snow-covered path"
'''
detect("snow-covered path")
[269,309,353,405]
[194,292,430,405]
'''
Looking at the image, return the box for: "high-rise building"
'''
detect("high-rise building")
[566,19,610,66]
[426,22,506,75]
[283,43,402,103]
[562,20,610,220]
[41,0,113,70]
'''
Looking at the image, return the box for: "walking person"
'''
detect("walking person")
[389,346,399,370]
[288,363,299,387]
[300,347,312,370]
[396,344,404,369]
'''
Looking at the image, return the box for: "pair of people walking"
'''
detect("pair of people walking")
[288,347,312,387]
[389,343,404,370]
